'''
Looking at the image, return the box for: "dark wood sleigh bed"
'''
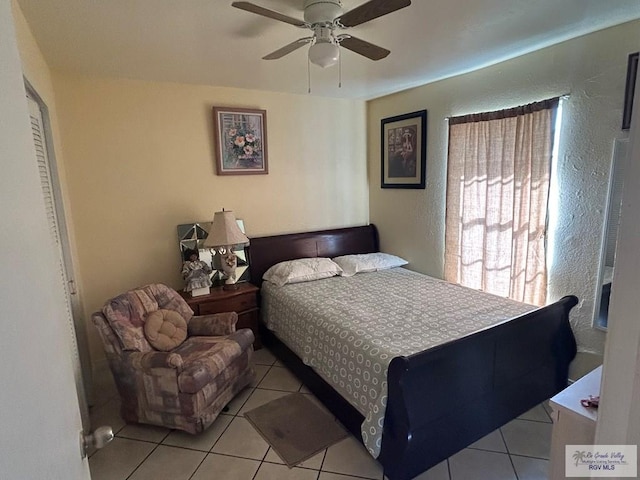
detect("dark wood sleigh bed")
[247,224,578,480]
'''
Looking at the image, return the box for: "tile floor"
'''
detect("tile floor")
[88,347,554,480]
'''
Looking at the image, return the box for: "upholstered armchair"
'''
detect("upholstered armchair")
[92,283,255,434]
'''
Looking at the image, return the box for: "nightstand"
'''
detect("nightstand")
[181,283,261,349]
[549,366,602,479]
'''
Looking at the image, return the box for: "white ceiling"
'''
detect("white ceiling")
[16,0,640,100]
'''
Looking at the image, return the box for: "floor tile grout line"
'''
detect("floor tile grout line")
[466,446,514,456]
[250,440,273,480]
[498,427,512,455]
[508,453,521,480]
[509,452,551,461]
[494,425,520,480]
[251,462,261,480]
[124,441,163,480]
[318,447,328,472]
[207,410,241,455]
[498,425,522,480]
[186,450,210,480]
[260,456,320,469]
[201,450,267,463]
[253,385,304,394]
[228,386,256,417]
[113,434,167,446]
[513,417,553,425]
[159,442,222,455]
[204,389,274,470]
[320,468,381,480]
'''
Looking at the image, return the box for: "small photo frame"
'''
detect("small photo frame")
[623,52,638,131]
[381,110,427,189]
[213,107,268,175]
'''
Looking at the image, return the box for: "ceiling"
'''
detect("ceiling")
[16,0,640,100]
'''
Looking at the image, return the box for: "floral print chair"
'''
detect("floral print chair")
[92,283,255,434]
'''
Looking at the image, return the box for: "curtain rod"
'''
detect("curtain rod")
[445,94,570,123]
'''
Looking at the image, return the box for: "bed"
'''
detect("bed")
[248,224,578,480]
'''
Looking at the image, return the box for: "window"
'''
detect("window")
[444,98,559,306]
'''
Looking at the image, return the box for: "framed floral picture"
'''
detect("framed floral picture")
[381,109,427,189]
[213,107,268,175]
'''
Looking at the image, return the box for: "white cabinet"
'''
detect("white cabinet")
[549,366,602,480]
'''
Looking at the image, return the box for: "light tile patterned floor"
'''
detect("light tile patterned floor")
[89,347,554,480]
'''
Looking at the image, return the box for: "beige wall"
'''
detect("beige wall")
[368,20,639,356]
[15,0,367,371]
[50,74,368,362]
[11,0,82,292]
[11,0,53,109]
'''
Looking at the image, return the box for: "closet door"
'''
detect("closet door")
[26,88,91,428]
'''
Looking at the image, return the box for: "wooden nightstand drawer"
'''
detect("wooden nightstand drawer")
[199,293,257,315]
[181,283,261,348]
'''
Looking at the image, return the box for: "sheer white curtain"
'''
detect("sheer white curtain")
[444,99,558,306]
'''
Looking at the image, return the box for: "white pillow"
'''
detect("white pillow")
[262,257,343,287]
[332,253,408,277]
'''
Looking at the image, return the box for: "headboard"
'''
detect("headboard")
[248,224,379,286]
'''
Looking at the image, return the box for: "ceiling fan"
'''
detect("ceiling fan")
[232,0,412,68]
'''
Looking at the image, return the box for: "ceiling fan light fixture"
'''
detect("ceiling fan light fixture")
[233,0,410,67]
[308,41,340,68]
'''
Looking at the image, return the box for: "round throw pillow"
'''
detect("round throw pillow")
[144,309,187,351]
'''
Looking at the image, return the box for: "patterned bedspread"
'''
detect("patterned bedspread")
[261,267,536,458]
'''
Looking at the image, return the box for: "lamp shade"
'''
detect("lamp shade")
[308,41,340,68]
[203,210,249,248]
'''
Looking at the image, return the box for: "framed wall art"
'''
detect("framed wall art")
[622,52,638,131]
[381,109,427,189]
[213,107,268,175]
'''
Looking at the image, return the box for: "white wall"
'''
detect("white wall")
[596,71,640,448]
[0,0,88,478]
[367,21,639,356]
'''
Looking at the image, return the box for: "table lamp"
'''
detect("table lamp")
[203,209,249,290]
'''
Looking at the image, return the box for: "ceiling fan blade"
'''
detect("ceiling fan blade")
[339,36,390,61]
[262,38,312,60]
[231,1,306,27]
[338,0,411,28]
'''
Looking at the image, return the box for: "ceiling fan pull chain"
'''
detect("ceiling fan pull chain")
[338,47,342,88]
[308,56,312,94]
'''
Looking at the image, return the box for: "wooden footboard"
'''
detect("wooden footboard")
[379,295,578,480]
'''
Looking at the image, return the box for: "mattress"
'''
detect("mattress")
[261,267,536,457]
